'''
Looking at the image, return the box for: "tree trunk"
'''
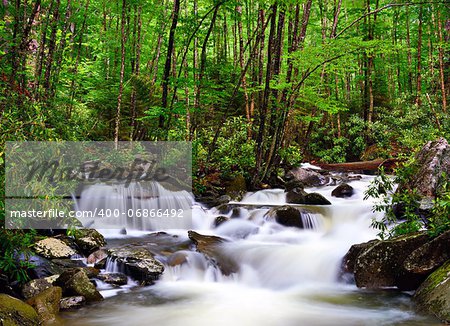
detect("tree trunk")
[415,6,423,106]
[437,12,447,112]
[114,0,127,145]
[161,0,181,129]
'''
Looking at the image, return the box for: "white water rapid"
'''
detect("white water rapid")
[63,173,440,326]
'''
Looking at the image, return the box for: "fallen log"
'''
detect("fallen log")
[315,158,400,172]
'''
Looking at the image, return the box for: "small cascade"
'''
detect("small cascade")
[75,181,194,230]
[105,257,122,273]
[300,211,323,230]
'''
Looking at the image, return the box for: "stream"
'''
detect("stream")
[62,172,441,326]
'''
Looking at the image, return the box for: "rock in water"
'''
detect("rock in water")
[87,249,108,264]
[354,232,430,290]
[266,206,303,228]
[188,231,237,275]
[397,137,450,199]
[331,183,354,198]
[34,238,76,259]
[55,269,103,302]
[26,286,62,324]
[59,296,86,310]
[97,273,128,286]
[286,168,330,187]
[73,229,107,255]
[286,187,308,204]
[22,278,53,300]
[413,260,450,323]
[107,246,164,285]
[304,193,331,205]
[0,294,40,326]
[404,230,450,275]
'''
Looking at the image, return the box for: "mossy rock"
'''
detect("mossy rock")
[354,232,430,290]
[74,229,106,255]
[225,174,247,201]
[413,260,450,323]
[26,286,62,324]
[0,294,39,326]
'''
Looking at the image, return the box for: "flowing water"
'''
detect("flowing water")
[63,174,440,326]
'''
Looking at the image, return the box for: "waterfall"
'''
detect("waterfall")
[75,181,194,230]
[64,173,438,326]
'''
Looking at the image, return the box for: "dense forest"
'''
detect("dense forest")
[0,0,449,186]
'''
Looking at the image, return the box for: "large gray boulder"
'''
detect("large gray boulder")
[107,246,165,285]
[354,232,430,290]
[413,260,450,323]
[73,229,106,255]
[397,137,450,199]
[286,168,331,187]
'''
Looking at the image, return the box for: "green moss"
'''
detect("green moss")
[0,294,40,326]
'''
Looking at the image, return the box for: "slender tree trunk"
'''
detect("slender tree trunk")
[437,12,447,112]
[130,5,142,140]
[415,7,423,106]
[114,0,127,145]
[237,3,251,137]
[406,6,413,93]
[43,0,60,99]
[161,0,181,128]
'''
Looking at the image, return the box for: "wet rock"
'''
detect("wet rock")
[0,294,39,326]
[266,206,304,228]
[284,179,305,192]
[287,168,330,187]
[22,278,53,300]
[167,252,188,267]
[413,260,450,323]
[87,249,108,265]
[34,237,76,259]
[52,258,86,269]
[331,183,354,198]
[59,296,86,310]
[55,269,103,302]
[341,239,380,274]
[22,255,64,279]
[304,193,332,205]
[397,137,450,199]
[97,273,128,286]
[214,216,230,227]
[354,232,430,290]
[94,258,107,270]
[286,187,308,204]
[188,231,237,275]
[107,246,165,285]
[404,230,450,275]
[26,286,62,324]
[74,229,106,255]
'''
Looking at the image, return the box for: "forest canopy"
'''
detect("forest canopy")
[0,0,449,187]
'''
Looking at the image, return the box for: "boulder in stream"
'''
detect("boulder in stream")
[413,260,450,323]
[403,230,450,275]
[286,167,331,187]
[97,273,128,286]
[188,231,237,275]
[0,294,40,326]
[55,269,103,302]
[107,246,165,285]
[331,183,354,198]
[59,296,86,310]
[26,286,62,325]
[73,229,107,255]
[304,193,332,205]
[354,232,430,290]
[22,278,53,300]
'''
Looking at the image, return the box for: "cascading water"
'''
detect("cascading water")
[63,173,440,326]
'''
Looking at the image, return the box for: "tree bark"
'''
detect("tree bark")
[114,0,127,145]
